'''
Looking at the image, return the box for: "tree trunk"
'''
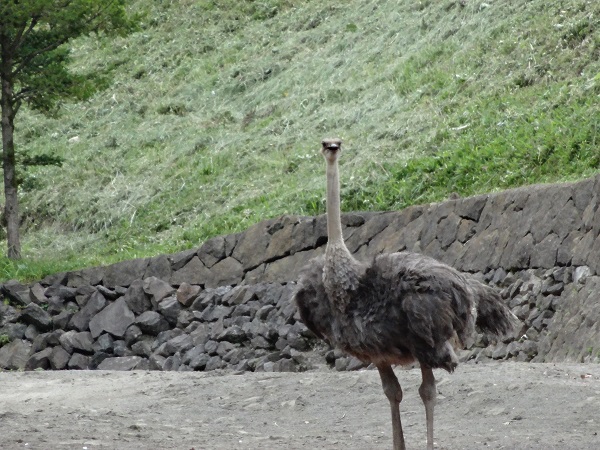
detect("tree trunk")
[1,72,21,259]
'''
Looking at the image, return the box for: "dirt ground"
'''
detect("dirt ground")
[0,361,599,450]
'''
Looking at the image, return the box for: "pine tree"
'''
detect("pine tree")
[0,0,137,258]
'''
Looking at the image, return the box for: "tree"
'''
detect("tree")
[0,0,137,259]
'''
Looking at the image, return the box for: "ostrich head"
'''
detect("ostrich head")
[321,138,342,164]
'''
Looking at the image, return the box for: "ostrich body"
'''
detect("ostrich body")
[294,138,514,450]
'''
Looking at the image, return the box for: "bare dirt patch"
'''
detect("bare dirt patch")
[1,362,599,449]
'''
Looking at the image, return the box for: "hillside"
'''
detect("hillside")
[4,0,600,280]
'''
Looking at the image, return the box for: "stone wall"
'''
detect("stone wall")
[1,173,599,371]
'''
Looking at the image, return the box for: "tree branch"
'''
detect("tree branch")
[10,17,39,55]
[13,87,33,103]
[12,98,22,117]
[11,1,118,78]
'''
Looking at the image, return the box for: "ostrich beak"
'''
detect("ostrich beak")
[322,139,342,151]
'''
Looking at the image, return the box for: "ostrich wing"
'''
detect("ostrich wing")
[294,255,333,341]
[369,252,476,369]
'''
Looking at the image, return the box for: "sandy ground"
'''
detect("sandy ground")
[0,362,599,450]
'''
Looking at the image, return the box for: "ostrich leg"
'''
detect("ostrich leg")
[419,366,436,450]
[377,364,406,450]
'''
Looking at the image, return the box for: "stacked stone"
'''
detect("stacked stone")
[463,265,595,363]
[0,277,321,372]
[1,173,599,371]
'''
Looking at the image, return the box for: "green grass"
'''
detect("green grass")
[3,0,600,281]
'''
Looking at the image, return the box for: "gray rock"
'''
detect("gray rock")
[97,356,143,371]
[491,343,508,359]
[551,199,581,240]
[52,310,72,330]
[571,231,595,267]
[204,355,223,371]
[113,340,133,357]
[196,304,215,321]
[231,220,273,271]
[29,283,47,305]
[164,334,194,355]
[131,339,153,357]
[456,195,487,221]
[1,280,31,307]
[163,353,182,371]
[20,303,52,331]
[176,310,195,329]
[222,348,246,365]
[189,352,210,370]
[143,276,175,304]
[231,304,253,318]
[158,296,182,325]
[202,305,232,322]
[66,267,104,288]
[67,353,90,370]
[182,345,205,365]
[89,298,135,339]
[135,311,170,335]
[23,326,39,342]
[30,330,63,353]
[574,266,591,284]
[217,325,246,343]
[169,248,198,272]
[122,280,151,315]
[530,233,560,268]
[221,285,252,306]
[532,310,554,331]
[40,272,68,287]
[59,331,94,354]
[250,335,271,349]
[0,339,32,370]
[216,341,235,356]
[90,352,111,369]
[45,284,77,303]
[189,323,210,346]
[49,346,71,370]
[45,296,66,315]
[103,258,149,288]
[96,285,120,300]
[149,354,166,370]
[144,254,172,280]
[25,347,53,371]
[93,333,115,353]
[288,216,328,254]
[0,302,20,325]
[124,325,143,346]
[206,257,244,288]
[0,323,27,340]
[171,256,212,286]
[152,329,184,351]
[204,340,219,355]
[198,236,226,268]
[69,291,106,332]
[176,282,201,307]
[437,212,461,249]
[272,359,298,372]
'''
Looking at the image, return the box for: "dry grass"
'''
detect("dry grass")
[3,0,599,280]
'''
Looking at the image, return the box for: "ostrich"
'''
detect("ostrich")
[294,138,515,450]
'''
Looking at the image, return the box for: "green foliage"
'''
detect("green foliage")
[2,0,600,280]
[0,334,10,347]
[1,0,138,113]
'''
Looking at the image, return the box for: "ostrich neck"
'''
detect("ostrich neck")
[326,160,344,245]
[323,159,363,307]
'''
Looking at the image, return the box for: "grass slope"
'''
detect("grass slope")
[3,0,600,281]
